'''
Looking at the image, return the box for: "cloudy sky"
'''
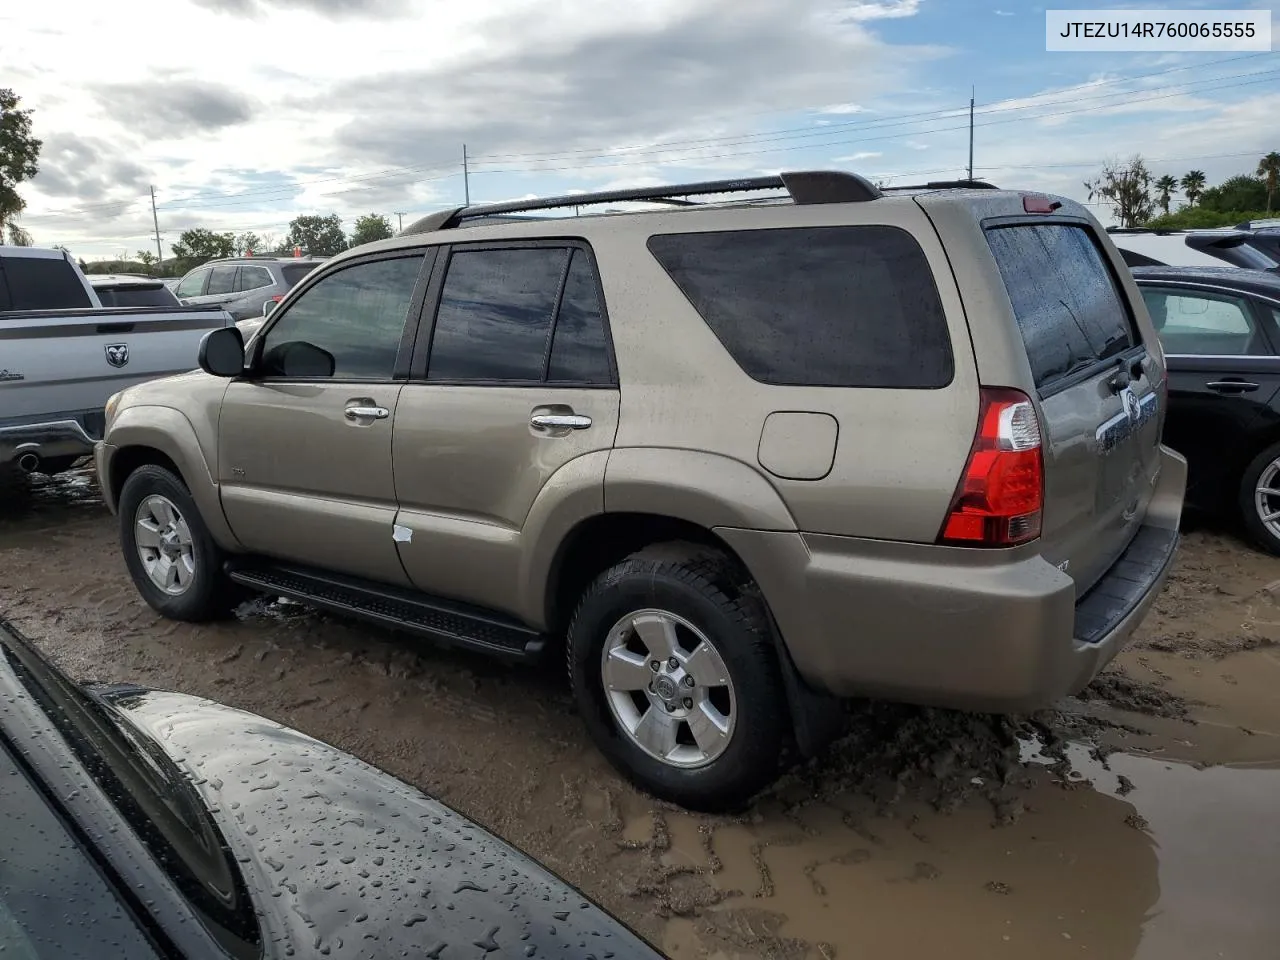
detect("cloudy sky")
[2,0,1277,259]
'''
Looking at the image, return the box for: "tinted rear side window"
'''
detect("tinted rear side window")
[647,226,952,388]
[986,224,1136,390]
[0,257,92,311]
[281,263,319,288]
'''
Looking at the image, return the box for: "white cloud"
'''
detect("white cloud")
[843,1,924,19]
[993,9,1014,16]
[832,151,883,162]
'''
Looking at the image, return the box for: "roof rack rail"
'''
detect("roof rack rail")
[881,179,999,191]
[401,169,884,235]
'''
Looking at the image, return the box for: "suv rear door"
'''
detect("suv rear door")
[391,241,620,619]
[982,218,1163,595]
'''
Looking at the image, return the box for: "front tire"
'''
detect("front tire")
[118,464,241,621]
[1240,441,1280,557]
[567,544,789,812]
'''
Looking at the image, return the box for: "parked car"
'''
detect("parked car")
[88,274,182,308]
[95,172,1185,810]
[1109,227,1280,272]
[159,276,181,291]
[0,618,660,959]
[1133,265,1280,553]
[0,246,232,477]
[174,257,324,321]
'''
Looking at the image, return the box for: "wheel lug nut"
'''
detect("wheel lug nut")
[683,675,695,687]
[682,697,693,709]
[649,660,661,672]
[667,657,679,670]
[665,703,675,713]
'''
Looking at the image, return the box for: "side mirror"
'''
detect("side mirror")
[260,340,335,379]
[198,326,246,377]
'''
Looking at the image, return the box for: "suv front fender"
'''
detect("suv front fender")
[100,405,242,552]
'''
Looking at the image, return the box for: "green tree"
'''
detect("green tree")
[0,88,42,237]
[235,231,263,256]
[5,223,32,245]
[1085,156,1154,228]
[1200,174,1267,213]
[1180,170,1207,206]
[170,228,236,271]
[1258,152,1280,214]
[135,250,157,272]
[285,214,348,257]
[350,213,393,247]
[1153,175,1179,216]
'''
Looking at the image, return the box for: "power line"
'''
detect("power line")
[25,52,1273,224]
[22,55,1278,226]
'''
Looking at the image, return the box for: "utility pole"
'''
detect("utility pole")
[967,87,975,182]
[150,185,163,265]
[395,212,405,232]
[463,143,470,206]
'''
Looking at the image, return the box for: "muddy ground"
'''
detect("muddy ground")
[2,465,1278,960]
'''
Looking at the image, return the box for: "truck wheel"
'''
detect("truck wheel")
[1240,441,1280,556]
[566,544,789,812]
[118,465,242,621]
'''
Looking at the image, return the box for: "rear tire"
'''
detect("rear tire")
[1239,441,1280,557]
[567,544,789,812]
[118,465,243,621]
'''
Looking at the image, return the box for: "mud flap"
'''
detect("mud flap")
[769,615,846,759]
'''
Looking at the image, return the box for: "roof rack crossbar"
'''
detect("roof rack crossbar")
[401,170,886,235]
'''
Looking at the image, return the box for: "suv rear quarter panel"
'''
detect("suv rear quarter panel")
[595,201,981,542]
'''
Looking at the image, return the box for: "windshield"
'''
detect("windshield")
[0,636,260,958]
[0,739,163,960]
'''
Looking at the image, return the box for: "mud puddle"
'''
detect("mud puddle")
[2,468,1279,959]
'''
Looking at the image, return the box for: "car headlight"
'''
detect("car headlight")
[104,391,123,429]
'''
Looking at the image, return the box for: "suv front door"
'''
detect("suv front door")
[392,243,620,619]
[218,252,429,584]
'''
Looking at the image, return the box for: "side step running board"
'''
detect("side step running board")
[226,562,546,661]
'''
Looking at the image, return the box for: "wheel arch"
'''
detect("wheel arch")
[105,407,242,551]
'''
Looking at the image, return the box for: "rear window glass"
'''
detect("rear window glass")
[94,285,179,308]
[986,224,1136,390]
[281,263,319,288]
[647,226,952,388]
[0,257,92,311]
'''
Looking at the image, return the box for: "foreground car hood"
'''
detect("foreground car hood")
[103,687,658,959]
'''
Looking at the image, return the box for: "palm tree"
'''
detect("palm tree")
[1258,152,1280,214]
[1154,175,1179,215]
[1181,170,1207,207]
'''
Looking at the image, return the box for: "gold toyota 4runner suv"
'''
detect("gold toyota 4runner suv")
[96,171,1186,811]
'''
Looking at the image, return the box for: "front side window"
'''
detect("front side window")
[176,269,209,299]
[260,255,424,379]
[1142,287,1265,356]
[648,226,953,388]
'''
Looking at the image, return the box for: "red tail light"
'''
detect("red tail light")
[939,387,1044,547]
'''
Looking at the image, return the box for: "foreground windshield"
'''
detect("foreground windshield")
[0,739,162,959]
[1,639,260,958]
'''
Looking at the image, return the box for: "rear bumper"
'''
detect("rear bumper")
[717,445,1187,713]
[0,416,99,469]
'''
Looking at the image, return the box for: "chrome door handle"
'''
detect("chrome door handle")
[530,413,592,430]
[1205,380,1259,393]
[345,405,390,420]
